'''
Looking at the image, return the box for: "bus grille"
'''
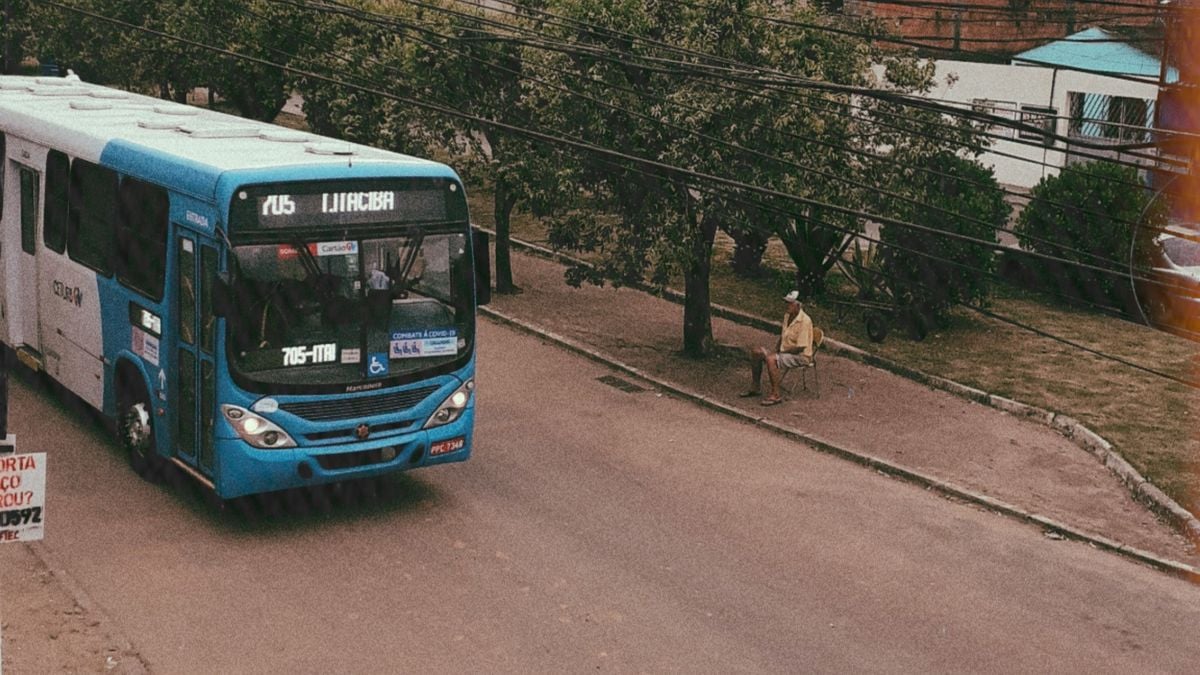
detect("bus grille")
[279,386,440,421]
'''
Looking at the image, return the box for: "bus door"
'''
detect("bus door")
[15,165,41,353]
[174,234,218,476]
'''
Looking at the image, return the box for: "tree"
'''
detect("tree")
[1014,160,1164,310]
[725,223,769,278]
[297,0,573,295]
[27,0,298,118]
[204,0,305,121]
[2,0,31,74]
[877,152,1009,324]
[532,0,743,356]
[405,0,571,295]
[536,0,888,355]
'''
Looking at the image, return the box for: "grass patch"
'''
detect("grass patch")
[468,187,1200,514]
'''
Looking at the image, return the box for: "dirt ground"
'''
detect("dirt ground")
[1,544,144,674]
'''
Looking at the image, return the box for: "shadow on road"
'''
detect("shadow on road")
[171,469,444,535]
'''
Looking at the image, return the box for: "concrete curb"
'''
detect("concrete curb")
[490,229,1200,545]
[482,305,1199,580]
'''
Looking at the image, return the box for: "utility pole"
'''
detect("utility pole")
[1167,1,1200,210]
[1154,2,1198,200]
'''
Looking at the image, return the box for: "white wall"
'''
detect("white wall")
[927,60,1160,189]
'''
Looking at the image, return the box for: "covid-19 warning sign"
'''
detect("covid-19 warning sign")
[0,453,45,542]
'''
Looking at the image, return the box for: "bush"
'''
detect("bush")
[879,153,1009,324]
[1013,161,1162,313]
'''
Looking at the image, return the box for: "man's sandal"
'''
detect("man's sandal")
[738,390,760,398]
[760,397,783,406]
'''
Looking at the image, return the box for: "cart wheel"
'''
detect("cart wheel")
[865,311,890,343]
[906,310,930,342]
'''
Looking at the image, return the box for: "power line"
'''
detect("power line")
[280,0,1173,275]
[33,0,1200,383]
[48,0,1186,291]
[341,0,1177,182]
[264,0,1080,263]
[575,149,1200,384]
[847,0,1169,16]
[456,0,1176,162]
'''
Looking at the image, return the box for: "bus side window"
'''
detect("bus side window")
[20,169,38,255]
[178,239,195,346]
[67,159,117,276]
[115,178,169,300]
[43,151,69,254]
[200,245,216,354]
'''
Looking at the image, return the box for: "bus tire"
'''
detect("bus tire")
[118,380,163,482]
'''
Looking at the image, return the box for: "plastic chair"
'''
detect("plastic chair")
[780,326,823,398]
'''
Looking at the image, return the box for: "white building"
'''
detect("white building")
[924,27,1170,189]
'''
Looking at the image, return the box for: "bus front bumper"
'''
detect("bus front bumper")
[212,408,474,499]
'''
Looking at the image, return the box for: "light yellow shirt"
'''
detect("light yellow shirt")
[780,309,813,358]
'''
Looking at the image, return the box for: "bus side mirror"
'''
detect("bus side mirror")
[473,227,491,307]
[212,271,232,318]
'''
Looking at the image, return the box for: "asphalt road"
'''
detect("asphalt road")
[9,320,1200,673]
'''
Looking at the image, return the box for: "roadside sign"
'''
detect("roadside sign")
[0,453,45,542]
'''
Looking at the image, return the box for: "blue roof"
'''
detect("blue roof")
[1013,27,1177,81]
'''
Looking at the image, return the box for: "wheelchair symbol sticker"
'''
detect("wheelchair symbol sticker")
[367,353,389,378]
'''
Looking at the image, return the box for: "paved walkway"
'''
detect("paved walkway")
[488,249,1200,568]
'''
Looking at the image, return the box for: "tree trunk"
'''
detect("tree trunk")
[728,225,768,278]
[493,178,520,294]
[682,210,718,358]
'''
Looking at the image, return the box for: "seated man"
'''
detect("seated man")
[741,290,813,406]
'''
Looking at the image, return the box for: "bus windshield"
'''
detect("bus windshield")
[227,230,471,389]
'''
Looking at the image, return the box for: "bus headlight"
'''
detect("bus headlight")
[424,379,474,429]
[221,405,297,449]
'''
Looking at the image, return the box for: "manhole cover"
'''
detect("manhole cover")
[596,375,646,393]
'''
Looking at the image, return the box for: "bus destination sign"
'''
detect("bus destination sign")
[256,188,446,228]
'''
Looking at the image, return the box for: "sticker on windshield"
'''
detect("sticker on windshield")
[367,353,389,377]
[315,240,359,256]
[389,328,458,359]
[277,241,359,260]
[281,343,337,367]
[341,348,361,364]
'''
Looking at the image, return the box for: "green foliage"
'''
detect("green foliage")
[27,0,297,119]
[838,241,885,301]
[1014,161,1163,305]
[879,153,1008,319]
[1,0,32,74]
[539,0,894,352]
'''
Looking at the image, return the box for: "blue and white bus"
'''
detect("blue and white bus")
[0,75,489,499]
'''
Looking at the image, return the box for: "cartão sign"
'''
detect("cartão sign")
[0,453,46,542]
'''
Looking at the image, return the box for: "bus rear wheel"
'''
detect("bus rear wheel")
[120,391,164,482]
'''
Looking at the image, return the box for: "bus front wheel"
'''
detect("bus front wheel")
[119,386,164,482]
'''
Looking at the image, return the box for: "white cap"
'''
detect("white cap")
[784,290,800,302]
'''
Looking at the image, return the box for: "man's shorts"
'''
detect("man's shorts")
[776,352,811,369]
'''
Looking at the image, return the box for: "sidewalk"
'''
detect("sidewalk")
[488,248,1200,569]
[0,542,145,673]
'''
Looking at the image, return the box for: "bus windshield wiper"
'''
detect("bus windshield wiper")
[291,241,338,305]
